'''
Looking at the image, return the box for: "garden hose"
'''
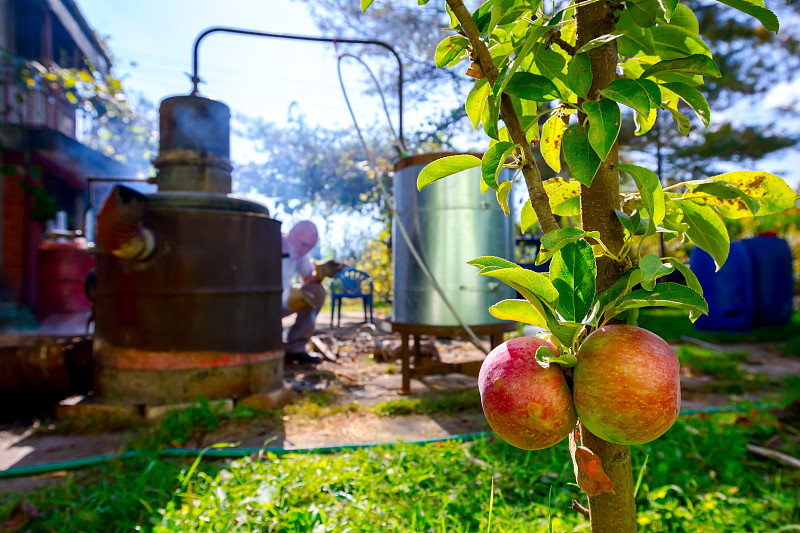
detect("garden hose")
[0,404,777,480]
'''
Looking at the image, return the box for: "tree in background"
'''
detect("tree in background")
[7,54,158,174]
[621,1,800,184]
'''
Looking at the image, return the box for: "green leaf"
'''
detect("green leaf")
[699,171,799,217]
[496,23,551,99]
[563,124,601,187]
[615,209,649,236]
[681,179,759,218]
[668,4,700,33]
[488,0,516,36]
[550,240,597,322]
[490,299,547,328]
[496,179,515,216]
[540,114,568,173]
[661,93,692,136]
[640,54,721,80]
[678,200,730,270]
[663,257,704,321]
[468,255,520,272]
[714,0,779,32]
[417,155,481,190]
[482,94,501,140]
[658,0,680,21]
[595,269,643,324]
[639,254,674,291]
[606,283,708,321]
[616,164,665,226]
[660,81,710,127]
[435,35,470,68]
[567,53,592,99]
[466,79,490,131]
[628,0,661,28]
[663,258,703,297]
[537,227,601,265]
[361,0,374,12]
[532,50,570,101]
[599,78,659,117]
[504,72,561,102]
[478,266,559,305]
[576,33,625,54]
[482,142,516,191]
[651,25,711,59]
[583,99,621,161]
[535,345,578,368]
[617,11,656,56]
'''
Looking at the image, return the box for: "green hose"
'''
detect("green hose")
[0,403,778,481]
[0,431,491,480]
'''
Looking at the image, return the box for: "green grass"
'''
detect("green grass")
[675,346,776,394]
[3,409,799,532]
[638,308,800,346]
[372,388,482,416]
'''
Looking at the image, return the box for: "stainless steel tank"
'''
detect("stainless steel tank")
[392,152,515,326]
[93,95,284,405]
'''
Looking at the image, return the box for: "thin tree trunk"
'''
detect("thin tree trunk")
[575,0,637,531]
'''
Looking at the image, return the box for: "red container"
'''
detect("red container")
[36,240,95,319]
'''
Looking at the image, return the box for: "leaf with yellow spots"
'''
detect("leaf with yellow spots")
[520,179,581,229]
[541,113,568,173]
[684,171,798,218]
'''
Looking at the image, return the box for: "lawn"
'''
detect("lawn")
[638,308,800,354]
[2,406,799,532]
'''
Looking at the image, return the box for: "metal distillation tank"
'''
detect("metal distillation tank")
[392,152,515,327]
[92,94,284,405]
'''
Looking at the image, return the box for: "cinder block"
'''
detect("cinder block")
[237,383,294,411]
[55,395,140,421]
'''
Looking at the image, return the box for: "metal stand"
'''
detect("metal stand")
[391,322,516,394]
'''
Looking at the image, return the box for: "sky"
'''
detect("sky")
[79,0,400,157]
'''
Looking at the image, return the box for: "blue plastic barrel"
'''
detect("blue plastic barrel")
[690,242,755,332]
[741,235,794,327]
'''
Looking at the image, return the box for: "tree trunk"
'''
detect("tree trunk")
[575,0,637,531]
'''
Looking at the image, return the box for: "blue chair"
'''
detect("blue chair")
[330,267,373,327]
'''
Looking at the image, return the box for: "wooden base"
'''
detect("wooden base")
[391,322,515,393]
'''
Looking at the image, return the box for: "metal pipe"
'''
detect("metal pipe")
[189,26,405,146]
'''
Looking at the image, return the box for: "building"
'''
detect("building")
[0,0,135,321]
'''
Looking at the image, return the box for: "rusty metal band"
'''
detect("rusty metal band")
[94,340,284,371]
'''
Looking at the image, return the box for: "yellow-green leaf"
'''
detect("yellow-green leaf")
[541,113,567,173]
[489,299,547,328]
[496,180,514,216]
[417,155,481,190]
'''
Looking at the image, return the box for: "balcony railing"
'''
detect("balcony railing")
[0,64,77,139]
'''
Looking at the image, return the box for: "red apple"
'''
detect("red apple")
[573,325,680,445]
[479,337,577,450]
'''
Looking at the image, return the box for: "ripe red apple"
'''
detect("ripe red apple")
[479,337,577,450]
[573,325,680,445]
